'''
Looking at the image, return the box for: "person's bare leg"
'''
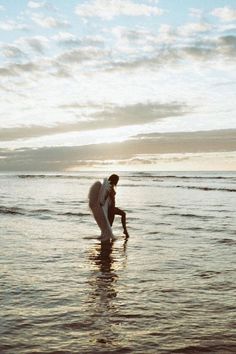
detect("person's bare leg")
[108,207,115,226]
[114,207,129,237]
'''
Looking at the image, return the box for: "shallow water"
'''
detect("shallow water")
[0,171,236,353]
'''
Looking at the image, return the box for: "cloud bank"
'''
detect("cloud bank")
[1,129,235,171]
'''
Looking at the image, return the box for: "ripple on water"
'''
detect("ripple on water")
[217,238,236,245]
[170,342,236,354]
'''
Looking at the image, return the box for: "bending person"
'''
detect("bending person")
[107,174,129,238]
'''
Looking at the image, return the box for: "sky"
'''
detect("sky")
[0,0,236,171]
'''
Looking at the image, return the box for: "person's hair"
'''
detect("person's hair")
[108,174,119,186]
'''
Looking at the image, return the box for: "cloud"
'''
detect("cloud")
[51,63,72,78]
[0,61,41,77]
[1,17,235,82]
[1,129,235,171]
[75,0,164,20]
[217,23,236,35]
[32,13,69,28]
[112,26,154,46]
[106,51,174,72]
[53,32,81,47]
[111,25,177,56]
[57,47,107,64]
[28,1,46,9]
[211,6,236,22]
[78,35,105,48]
[178,22,212,36]
[189,8,203,18]
[1,45,26,59]
[218,35,236,56]
[107,30,236,73]
[91,102,188,126]
[0,67,13,77]
[111,22,214,56]
[181,34,236,61]
[0,45,106,79]
[22,36,49,53]
[0,20,29,31]
[0,101,188,141]
[1,29,235,83]
[158,24,175,37]
[0,37,49,69]
[27,0,56,11]
[132,129,236,154]
[53,32,104,48]
[107,51,176,72]
[59,102,188,128]
[109,19,236,71]
[3,36,50,58]
[109,26,199,69]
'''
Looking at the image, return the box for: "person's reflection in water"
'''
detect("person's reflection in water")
[88,239,127,350]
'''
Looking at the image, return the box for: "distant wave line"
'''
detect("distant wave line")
[0,206,24,215]
[175,185,236,192]
[12,174,236,181]
[165,212,214,219]
[154,175,236,180]
[0,205,90,218]
[17,174,93,179]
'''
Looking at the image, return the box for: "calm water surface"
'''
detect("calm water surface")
[0,172,236,353]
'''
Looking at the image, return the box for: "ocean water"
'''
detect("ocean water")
[0,171,236,354]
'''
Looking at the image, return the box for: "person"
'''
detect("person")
[106,174,129,238]
[89,173,129,241]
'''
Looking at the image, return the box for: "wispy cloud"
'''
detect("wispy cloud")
[0,20,29,31]
[75,0,164,20]
[189,8,203,19]
[31,13,69,28]
[178,22,212,36]
[0,61,42,77]
[21,36,49,53]
[3,36,50,58]
[89,102,188,127]
[53,32,105,48]
[107,28,236,72]
[28,1,45,9]
[1,45,26,59]
[0,102,188,141]
[27,0,56,11]
[56,47,106,64]
[211,6,236,22]
[53,32,81,47]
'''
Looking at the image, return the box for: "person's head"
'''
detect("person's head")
[108,174,119,186]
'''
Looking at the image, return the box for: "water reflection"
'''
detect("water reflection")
[90,241,118,303]
[87,240,127,348]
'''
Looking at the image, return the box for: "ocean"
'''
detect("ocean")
[0,171,236,354]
